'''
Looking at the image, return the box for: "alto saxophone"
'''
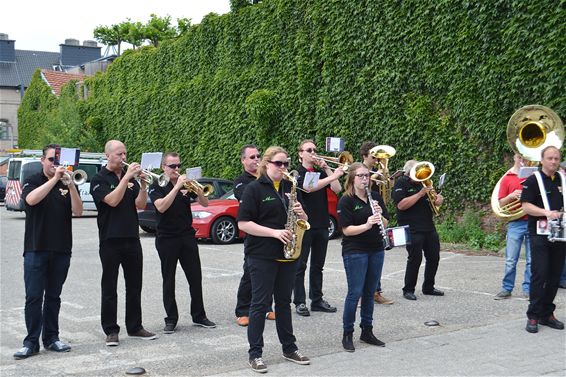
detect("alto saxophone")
[365,185,392,250]
[282,171,311,260]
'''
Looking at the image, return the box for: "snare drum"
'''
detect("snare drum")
[386,225,411,247]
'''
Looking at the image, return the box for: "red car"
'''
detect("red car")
[191,189,339,244]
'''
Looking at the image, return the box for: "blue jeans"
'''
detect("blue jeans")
[501,220,531,293]
[342,251,383,332]
[23,251,71,349]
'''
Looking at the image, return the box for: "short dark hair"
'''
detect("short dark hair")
[240,144,258,158]
[541,145,561,159]
[162,152,179,165]
[359,141,377,158]
[42,143,60,157]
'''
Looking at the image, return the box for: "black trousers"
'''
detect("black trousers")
[403,231,440,294]
[247,256,299,359]
[527,236,566,320]
[99,238,143,335]
[235,256,274,317]
[156,234,206,325]
[293,228,329,305]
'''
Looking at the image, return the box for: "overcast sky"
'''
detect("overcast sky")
[2,0,231,52]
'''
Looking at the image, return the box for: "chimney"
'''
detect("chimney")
[60,38,101,66]
[0,33,16,63]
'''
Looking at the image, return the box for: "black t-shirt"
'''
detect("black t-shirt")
[338,191,389,254]
[90,166,140,241]
[521,170,565,235]
[392,175,435,232]
[149,182,197,237]
[296,165,329,229]
[22,172,73,254]
[234,171,257,201]
[237,175,304,260]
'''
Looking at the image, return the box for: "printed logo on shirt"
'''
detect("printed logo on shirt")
[354,204,364,211]
[262,195,276,202]
[127,182,134,190]
[59,188,68,197]
[181,189,189,196]
[407,188,416,193]
[92,183,100,192]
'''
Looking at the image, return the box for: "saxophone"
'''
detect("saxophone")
[282,170,311,260]
[365,185,392,250]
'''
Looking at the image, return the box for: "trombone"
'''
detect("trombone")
[184,180,215,197]
[121,161,170,187]
[312,151,354,171]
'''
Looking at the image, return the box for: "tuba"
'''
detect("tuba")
[282,170,311,260]
[369,145,396,204]
[409,161,440,216]
[491,105,564,221]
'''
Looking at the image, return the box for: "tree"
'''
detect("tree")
[143,14,177,47]
[93,22,130,56]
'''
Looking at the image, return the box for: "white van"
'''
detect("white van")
[5,150,106,211]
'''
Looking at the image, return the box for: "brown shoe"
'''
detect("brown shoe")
[374,292,394,305]
[128,328,157,340]
[236,316,249,326]
[105,333,119,347]
[266,311,276,320]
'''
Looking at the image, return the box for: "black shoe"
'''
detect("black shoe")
[403,292,417,300]
[526,319,539,333]
[311,299,337,313]
[360,326,385,347]
[164,323,176,334]
[423,289,444,296]
[13,345,39,360]
[46,340,71,352]
[342,330,355,352]
[194,318,216,328]
[539,315,565,330]
[296,303,310,317]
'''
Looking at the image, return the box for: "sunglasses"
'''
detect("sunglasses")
[166,163,182,169]
[247,154,261,160]
[269,160,290,168]
[355,173,370,179]
[46,157,56,162]
[301,148,317,153]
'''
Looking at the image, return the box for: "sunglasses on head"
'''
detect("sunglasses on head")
[248,154,261,160]
[269,160,290,168]
[166,163,182,169]
[301,148,317,153]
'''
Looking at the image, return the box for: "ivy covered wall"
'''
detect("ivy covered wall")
[18,0,565,208]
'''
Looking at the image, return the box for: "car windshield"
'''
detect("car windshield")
[220,190,236,200]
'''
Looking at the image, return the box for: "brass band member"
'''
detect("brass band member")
[393,160,444,301]
[237,146,310,373]
[360,141,394,305]
[90,140,156,346]
[338,162,388,352]
[521,146,566,333]
[14,144,83,359]
[293,139,343,316]
[149,152,216,334]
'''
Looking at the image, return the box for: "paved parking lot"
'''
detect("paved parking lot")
[1,207,564,376]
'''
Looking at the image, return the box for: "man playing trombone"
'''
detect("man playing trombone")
[90,140,156,346]
[149,152,216,333]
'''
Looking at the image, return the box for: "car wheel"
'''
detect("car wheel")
[210,216,238,244]
[140,225,156,234]
[328,216,338,239]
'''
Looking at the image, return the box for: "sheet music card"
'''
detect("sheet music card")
[303,172,320,190]
[54,147,79,167]
[186,167,202,180]
[325,137,345,152]
[140,152,163,171]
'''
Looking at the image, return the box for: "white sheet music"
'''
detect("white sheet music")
[303,172,320,190]
[141,152,163,170]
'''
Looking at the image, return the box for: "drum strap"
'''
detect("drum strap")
[533,171,566,211]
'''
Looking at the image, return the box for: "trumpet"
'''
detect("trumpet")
[121,161,170,187]
[312,151,354,171]
[60,168,88,186]
[184,180,215,197]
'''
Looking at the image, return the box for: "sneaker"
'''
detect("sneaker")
[494,290,511,300]
[46,340,71,352]
[236,316,249,326]
[266,311,276,320]
[374,292,394,305]
[296,303,310,317]
[249,357,268,373]
[194,318,216,328]
[164,323,176,334]
[539,314,565,330]
[526,319,538,333]
[128,328,157,340]
[311,299,337,313]
[13,346,39,360]
[283,350,310,365]
[106,333,119,346]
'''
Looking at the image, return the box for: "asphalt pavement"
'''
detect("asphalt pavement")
[0,207,564,376]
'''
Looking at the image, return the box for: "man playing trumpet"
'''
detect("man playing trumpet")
[149,152,216,333]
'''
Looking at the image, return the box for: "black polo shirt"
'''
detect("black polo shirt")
[521,169,565,235]
[296,165,329,229]
[338,191,389,254]
[22,172,73,254]
[237,175,304,260]
[90,166,140,241]
[149,182,197,237]
[234,171,257,201]
[392,175,435,232]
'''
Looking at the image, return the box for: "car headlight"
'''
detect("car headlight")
[193,211,212,219]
